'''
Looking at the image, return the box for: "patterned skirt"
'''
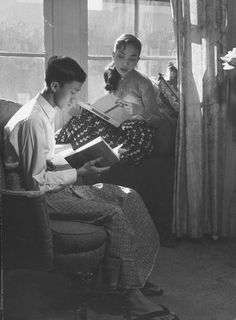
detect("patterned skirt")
[46,183,159,289]
[55,109,156,165]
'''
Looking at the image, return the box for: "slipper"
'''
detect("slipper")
[130,305,180,320]
[141,281,164,296]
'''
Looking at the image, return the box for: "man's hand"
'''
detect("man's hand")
[46,160,56,171]
[76,157,110,177]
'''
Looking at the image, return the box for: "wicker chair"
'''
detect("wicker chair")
[0,99,108,320]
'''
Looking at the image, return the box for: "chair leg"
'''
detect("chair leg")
[71,271,95,320]
[74,302,87,320]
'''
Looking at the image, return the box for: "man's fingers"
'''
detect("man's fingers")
[97,166,110,172]
[89,157,103,165]
[86,158,110,172]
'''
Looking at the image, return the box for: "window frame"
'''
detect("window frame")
[0,0,52,104]
[88,0,176,73]
[0,0,175,104]
[0,0,50,63]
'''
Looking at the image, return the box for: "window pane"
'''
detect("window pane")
[87,0,177,100]
[139,1,176,57]
[88,60,110,102]
[0,0,44,53]
[0,57,45,103]
[88,0,134,56]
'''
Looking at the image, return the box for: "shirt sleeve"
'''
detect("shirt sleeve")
[19,118,77,192]
[140,80,164,128]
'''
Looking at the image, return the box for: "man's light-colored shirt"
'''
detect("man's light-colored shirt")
[4,93,77,192]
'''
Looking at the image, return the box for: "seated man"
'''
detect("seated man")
[4,56,178,320]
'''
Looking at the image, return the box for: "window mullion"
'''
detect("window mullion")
[134,0,139,36]
[44,0,54,64]
[88,55,176,61]
[0,52,46,58]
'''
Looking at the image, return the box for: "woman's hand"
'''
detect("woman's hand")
[123,102,133,115]
[131,114,145,121]
[117,147,127,157]
[76,157,110,177]
[123,101,145,121]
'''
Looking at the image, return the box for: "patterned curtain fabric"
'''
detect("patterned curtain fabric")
[170,0,230,237]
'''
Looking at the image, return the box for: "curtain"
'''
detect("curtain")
[170,0,230,237]
[221,0,236,236]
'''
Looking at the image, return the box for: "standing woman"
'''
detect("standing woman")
[56,34,164,165]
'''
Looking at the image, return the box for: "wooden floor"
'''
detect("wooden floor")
[2,237,236,320]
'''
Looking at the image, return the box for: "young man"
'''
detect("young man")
[4,56,108,191]
[4,56,177,319]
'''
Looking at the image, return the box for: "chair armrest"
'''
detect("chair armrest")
[0,188,53,271]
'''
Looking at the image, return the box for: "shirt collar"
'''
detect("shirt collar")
[36,93,58,121]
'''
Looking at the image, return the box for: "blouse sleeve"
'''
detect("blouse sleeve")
[140,79,163,128]
[19,118,77,192]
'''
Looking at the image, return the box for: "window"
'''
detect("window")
[87,0,176,101]
[0,0,45,104]
[0,0,176,108]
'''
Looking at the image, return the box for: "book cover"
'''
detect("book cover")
[53,137,120,169]
[78,94,133,127]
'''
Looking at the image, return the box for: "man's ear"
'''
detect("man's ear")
[112,51,115,60]
[50,81,60,93]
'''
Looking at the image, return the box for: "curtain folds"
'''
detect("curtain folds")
[170,0,231,237]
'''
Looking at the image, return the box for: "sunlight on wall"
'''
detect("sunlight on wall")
[88,0,102,11]
[214,45,218,77]
[189,0,198,26]
[191,42,204,103]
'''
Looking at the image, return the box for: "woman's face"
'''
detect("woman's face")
[53,81,82,109]
[113,43,140,78]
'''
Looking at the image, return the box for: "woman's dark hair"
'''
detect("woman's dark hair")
[45,56,87,87]
[104,34,142,92]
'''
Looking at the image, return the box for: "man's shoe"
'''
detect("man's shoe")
[125,290,179,320]
[140,281,164,296]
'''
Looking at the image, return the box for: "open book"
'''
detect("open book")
[52,136,121,169]
[78,94,134,127]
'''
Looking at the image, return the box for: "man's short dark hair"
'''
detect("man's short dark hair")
[45,56,87,87]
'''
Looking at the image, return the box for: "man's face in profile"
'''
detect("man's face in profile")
[54,81,82,109]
